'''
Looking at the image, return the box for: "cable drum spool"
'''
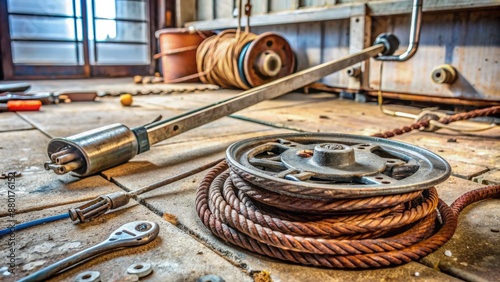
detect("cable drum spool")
[197,30,295,89]
[195,133,499,268]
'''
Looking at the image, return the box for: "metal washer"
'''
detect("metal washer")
[127,262,153,278]
[75,271,101,282]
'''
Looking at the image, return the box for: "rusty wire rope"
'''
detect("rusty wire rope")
[195,0,257,89]
[196,161,499,268]
[196,106,500,268]
[372,105,500,138]
[196,30,257,89]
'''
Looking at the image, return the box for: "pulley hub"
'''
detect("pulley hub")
[256,50,282,77]
[242,32,295,87]
[280,142,386,182]
[226,133,451,199]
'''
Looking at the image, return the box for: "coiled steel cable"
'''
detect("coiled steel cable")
[196,161,499,268]
[195,0,257,89]
[196,30,257,89]
[196,106,499,268]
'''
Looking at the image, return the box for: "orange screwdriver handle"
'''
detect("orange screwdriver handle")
[7,100,42,111]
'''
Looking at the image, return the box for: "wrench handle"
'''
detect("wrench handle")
[18,221,159,282]
[18,241,123,282]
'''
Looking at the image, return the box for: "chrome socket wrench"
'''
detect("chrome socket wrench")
[19,221,159,282]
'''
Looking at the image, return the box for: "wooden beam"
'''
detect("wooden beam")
[348,15,372,90]
[187,4,365,29]
[0,0,14,79]
[186,0,500,30]
[176,0,196,27]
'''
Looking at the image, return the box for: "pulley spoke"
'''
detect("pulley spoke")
[284,171,316,182]
[248,157,285,171]
[274,168,297,178]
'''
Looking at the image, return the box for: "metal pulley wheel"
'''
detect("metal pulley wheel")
[240,32,295,87]
[226,133,451,199]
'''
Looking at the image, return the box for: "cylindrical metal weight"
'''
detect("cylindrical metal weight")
[47,124,138,177]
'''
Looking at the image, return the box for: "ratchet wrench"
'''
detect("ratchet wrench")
[19,221,160,282]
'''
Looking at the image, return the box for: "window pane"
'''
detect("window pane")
[95,43,149,64]
[12,42,78,64]
[9,15,80,41]
[7,0,150,69]
[7,0,78,17]
[95,20,147,43]
[95,0,146,21]
[269,0,296,12]
[77,42,84,65]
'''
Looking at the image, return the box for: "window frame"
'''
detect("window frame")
[0,0,157,79]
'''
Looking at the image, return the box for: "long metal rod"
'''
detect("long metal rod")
[145,44,385,145]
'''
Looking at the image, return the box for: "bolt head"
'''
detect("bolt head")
[296,149,314,158]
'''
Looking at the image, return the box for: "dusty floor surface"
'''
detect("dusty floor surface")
[0,78,498,281]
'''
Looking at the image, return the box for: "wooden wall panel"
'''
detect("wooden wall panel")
[297,22,323,71]
[253,20,350,87]
[370,11,499,100]
[251,1,269,15]
[177,0,197,26]
[269,1,298,13]
[300,0,337,7]
[192,2,499,100]
[197,0,214,21]
[252,22,323,72]
[322,19,350,87]
[214,0,234,19]
[337,0,382,3]
[460,11,499,99]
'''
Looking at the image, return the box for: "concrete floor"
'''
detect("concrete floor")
[0,78,498,281]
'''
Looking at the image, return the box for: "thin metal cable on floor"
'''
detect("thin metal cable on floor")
[372,106,500,138]
[196,161,499,268]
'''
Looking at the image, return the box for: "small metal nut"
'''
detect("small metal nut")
[75,271,101,282]
[126,262,153,278]
[197,274,225,282]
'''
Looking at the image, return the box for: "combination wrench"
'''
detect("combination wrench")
[19,221,160,282]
